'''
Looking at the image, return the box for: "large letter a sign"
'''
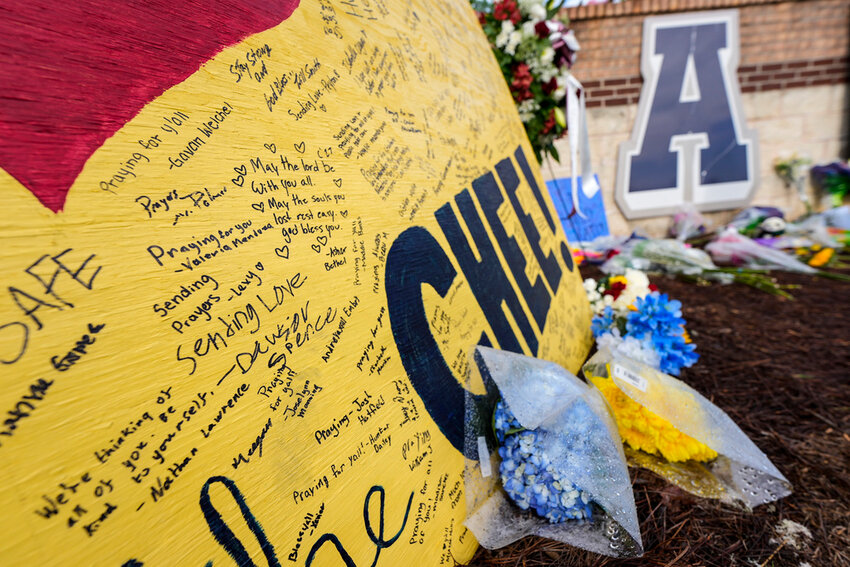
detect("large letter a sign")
[616,10,758,219]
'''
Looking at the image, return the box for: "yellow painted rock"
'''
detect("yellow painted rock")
[0,1,592,564]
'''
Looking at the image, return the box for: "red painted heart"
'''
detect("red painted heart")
[0,0,300,212]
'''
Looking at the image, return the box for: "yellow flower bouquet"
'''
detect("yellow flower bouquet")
[589,375,717,464]
[583,349,792,508]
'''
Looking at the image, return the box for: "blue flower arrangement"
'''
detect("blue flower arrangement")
[591,306,617,338]
[590,291,699,376]
[626,293,685,336]
[494,400,594,523]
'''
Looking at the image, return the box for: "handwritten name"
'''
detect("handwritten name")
[231,417,272,469]
[200,383,250,438]
[50,323,104,371]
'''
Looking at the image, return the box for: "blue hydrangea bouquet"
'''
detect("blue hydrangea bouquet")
[463,346,643,557]
[493,399,594,522]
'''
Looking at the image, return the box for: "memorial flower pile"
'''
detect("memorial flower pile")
[598,238,800,297]
[494,399,594,522]
[472,0,579,161]
[585,271,698,376]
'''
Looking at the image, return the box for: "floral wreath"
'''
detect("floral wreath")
[473,0,580,162]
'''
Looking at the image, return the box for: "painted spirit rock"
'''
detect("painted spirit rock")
[0,1,591,564]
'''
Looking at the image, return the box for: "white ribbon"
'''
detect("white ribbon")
[565,74,599,219]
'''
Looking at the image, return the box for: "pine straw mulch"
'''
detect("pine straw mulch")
[465,266,850,567]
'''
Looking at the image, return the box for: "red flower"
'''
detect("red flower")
[493,0,521,25]
[541,109,556,135]
[604,281,627,300]
[510,63,533,102]
[534,20,550,39]
[512,63,532,88]
[542,77,558,95]
[648,284,659,292]
[477,11,487,25]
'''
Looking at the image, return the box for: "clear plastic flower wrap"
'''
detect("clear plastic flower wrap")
[582,348,792,508]
[464,346,642,557]
[706,227,818,273]
[602,238,722,278]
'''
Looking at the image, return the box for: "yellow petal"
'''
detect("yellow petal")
[589,374,717,463]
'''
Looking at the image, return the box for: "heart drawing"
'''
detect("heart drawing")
[0,0,300,212]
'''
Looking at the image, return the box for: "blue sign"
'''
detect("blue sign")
[546,175,610,243]
[615,10,758,219]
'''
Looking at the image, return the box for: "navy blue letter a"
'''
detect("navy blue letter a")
[615,11,757,219]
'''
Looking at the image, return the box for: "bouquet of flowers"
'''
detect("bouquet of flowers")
[773,153,812,212]
[669,203,709,241]
[472,0,579,161]
[795,243,838,268]
[464,346,642,557]
[774,154,811,187]
[583,267,654,314]
[811,160,850,208]
[584,270,699,376]
[600,238,798,297]
[601,238,722,278]
[583,349,792,508]
[706,228,820,274]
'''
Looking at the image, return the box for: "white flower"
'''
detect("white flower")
[495,20,515,49]
[526,50,558,83]
[517,98,540,123]
[522,21,536,38]
[505,30,522,55]
[597,331,661,368]
[539,65,557,83]
[518,0,545,15]
[611,268,651,310]
[528,3,547,21]
[553,72,570,100]
[596,330,624,351]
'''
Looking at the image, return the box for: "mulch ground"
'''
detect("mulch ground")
[465,265,850,567]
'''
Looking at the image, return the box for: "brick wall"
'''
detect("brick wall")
[566,0,850,108]
[546,0,850,236]
[739,57,849,93]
